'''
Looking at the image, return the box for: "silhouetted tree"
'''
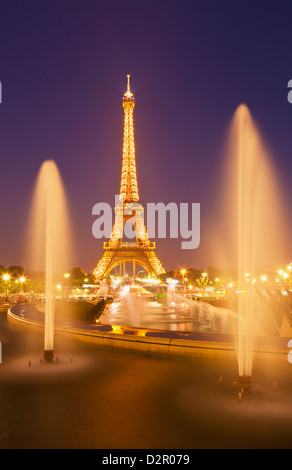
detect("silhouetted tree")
[70,267,87,280]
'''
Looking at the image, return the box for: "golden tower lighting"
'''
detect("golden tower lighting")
[93,76,165,280]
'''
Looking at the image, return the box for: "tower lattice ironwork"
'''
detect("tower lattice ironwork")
[93,75,165,280]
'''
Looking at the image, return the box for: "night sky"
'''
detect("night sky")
[0,0,291,273]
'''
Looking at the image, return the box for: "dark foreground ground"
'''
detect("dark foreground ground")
[1,307,292,449]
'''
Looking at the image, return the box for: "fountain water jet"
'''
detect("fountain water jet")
[237,105,254,387]
[228,104,288,388]
[28,160,71,362]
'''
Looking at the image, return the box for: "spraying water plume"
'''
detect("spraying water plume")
[29,160,71,361]
[229,104,288,387]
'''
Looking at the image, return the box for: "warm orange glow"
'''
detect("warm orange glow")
[93,76,165,280]
[136,329,147,337]
[112,325,123,335]
[120,75,139,203]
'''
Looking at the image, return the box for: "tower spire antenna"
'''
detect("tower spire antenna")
[127,74,131,93]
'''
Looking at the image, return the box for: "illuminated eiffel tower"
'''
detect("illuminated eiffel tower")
[93,75,165,280]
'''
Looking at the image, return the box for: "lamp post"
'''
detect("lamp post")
[278,269,284,289]
[181,269,186,290]
[64,273,70,299]
[57,285,61,298]
[202,271,208,285]
[261,275,267,292]
[3,274,10,301]
[20,276,25,295]
[282,272,289,289]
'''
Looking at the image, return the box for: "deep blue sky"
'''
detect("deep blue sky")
[0,0,291,273]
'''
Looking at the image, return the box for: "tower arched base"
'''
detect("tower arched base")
[93,242,165,280]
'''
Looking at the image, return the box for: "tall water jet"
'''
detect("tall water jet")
[28,160,71,362]
[222,104,288,388]
[237,105,255,387]
[236,105,287,387]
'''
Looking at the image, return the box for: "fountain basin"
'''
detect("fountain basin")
[44,349,54,362]
[238,374,252,390]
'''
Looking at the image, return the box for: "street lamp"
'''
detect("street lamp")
[64,272,70,299]
[180,269,186,289]
[214,278,220,292]
[20,276,25,295]
[3,274,10,301]
[261,275,267,291]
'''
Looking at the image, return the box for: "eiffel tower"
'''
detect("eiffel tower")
[93,75,165,280]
